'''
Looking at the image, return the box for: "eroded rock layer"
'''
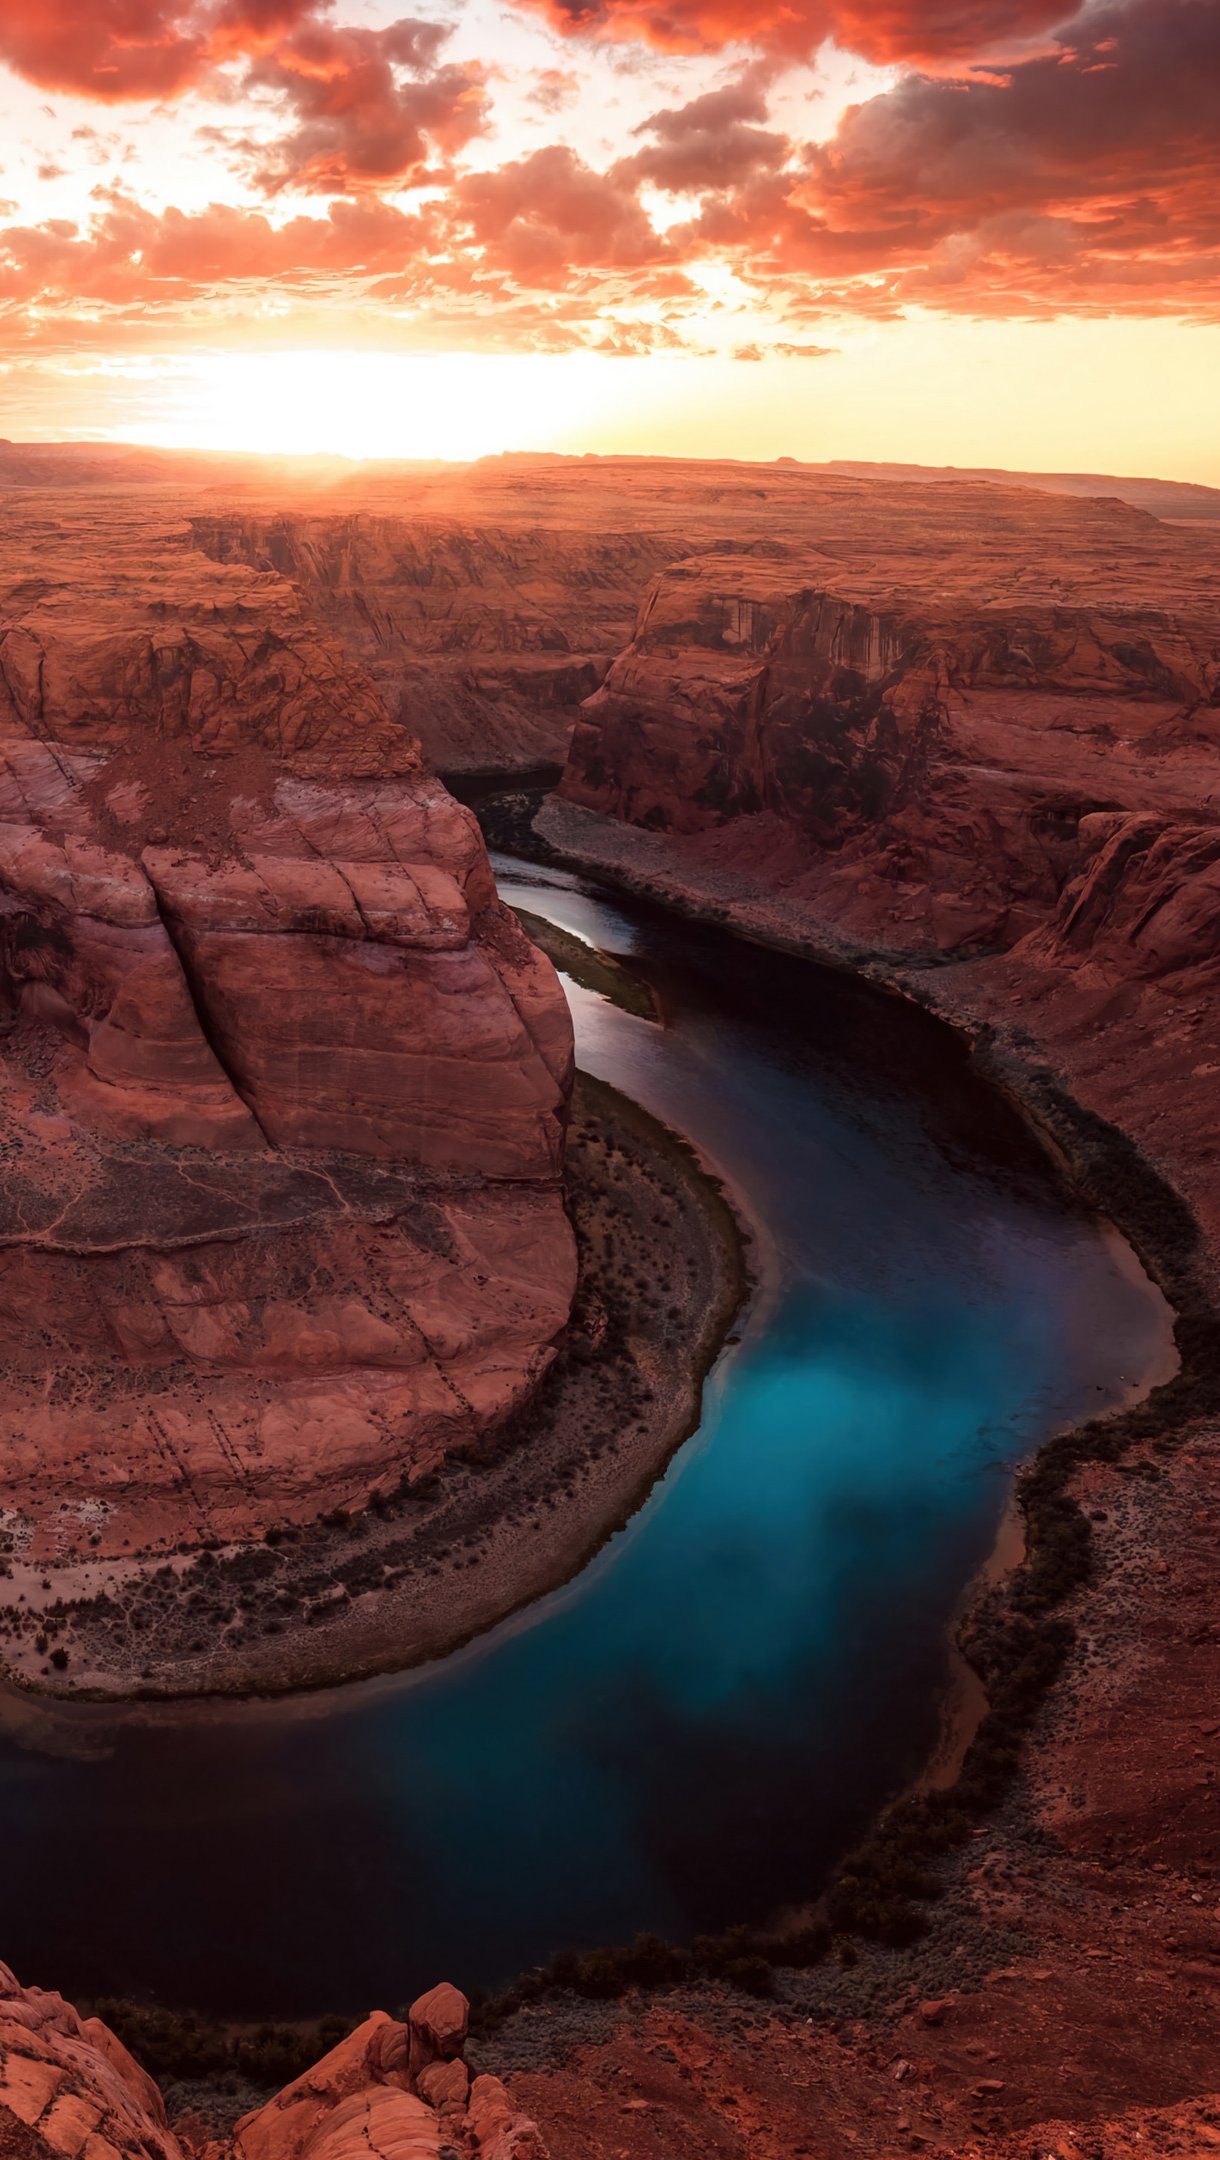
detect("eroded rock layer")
[560,498,1220,957]
[191,516,680,775]
[0,501,575,1569]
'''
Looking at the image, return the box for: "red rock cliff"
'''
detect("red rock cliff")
[560,504,1220,955]
[0,500,575,1582]
[191,515,679,775]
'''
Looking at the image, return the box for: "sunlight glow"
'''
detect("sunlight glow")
[118,348,617,462]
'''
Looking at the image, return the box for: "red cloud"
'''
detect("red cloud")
[622,81,790,193]
[509,0,1078,66]
[2,0,1217,347]
[0,0,330,100]
[243,18,488,192]
[0,0,482,181]
[453,144,668,284]
[0,187,688,356]
[656,0,1220,320]
[0,0,208,99]
[787,0,1220,298]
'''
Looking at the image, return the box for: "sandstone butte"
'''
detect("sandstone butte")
[0,494,576,1574]
[6,451,1220,2159]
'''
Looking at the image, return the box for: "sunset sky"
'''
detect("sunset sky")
[1,0,1217,473]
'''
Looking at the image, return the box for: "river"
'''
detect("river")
[0,860,1171,2016]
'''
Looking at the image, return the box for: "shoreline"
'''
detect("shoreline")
[0,1072,747,1716]
[494,799,1209,1916]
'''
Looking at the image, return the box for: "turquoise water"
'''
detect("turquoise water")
[0,866,1169,2015]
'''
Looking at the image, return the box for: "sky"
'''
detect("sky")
[0,0,1218,474]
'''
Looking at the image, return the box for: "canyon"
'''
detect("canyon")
[3,448,1220,2157]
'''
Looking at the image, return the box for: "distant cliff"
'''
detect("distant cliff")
[560,519,1220,957]
[192,515,680,775]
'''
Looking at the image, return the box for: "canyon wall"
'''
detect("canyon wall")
[0,499,575,1598]
[560,500,1220,959]
[191,516,680,775]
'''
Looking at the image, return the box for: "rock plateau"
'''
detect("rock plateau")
[0,496,575,1603]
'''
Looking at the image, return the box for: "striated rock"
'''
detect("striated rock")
[406,1984,469,2078]
[561,514,1220,958]
[231,1996,543,2160]
[464,2076,545,2160]
[0,500,575,1639]
[191,516,680,776]
[0,1973,545,2160]
[0,1964,177,2160]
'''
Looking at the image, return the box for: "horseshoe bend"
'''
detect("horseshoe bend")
[1,449,1220,2160]
[0,493,583,1649]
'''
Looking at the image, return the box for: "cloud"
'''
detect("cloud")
[507,0,1079,67]
[2,0,1217,352]
[453,143,668,283]
[0,0,207,99]
[0,185,687,356]
[526,66,582,113]
[241,17,489,192]
[776,0,1220,314]
[0,0,488,203]
[629,0,1220,321]
[0,0,320,101]
[0,192,430,323]
[622,79,790,193]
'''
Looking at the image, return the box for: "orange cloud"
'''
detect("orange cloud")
[507,0,1076,66]
[0,0,318,100]
[242,18,488,192]
[658,1,1220,320]
[1,0,1216,355]
[0,0,488,202]
[453,144,668,284]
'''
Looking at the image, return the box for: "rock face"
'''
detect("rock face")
[561,506,1220,955]
[0,501,575,1586]
[0,1966,178,2160]
[0,1972,543,2160]
[232,1996,543,2160]
[191,516,679,775]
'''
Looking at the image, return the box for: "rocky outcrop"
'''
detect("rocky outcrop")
[0,1972,543,2160]
[0,1967,178,2160]
[0,501,575,1642]
[560,514,1220,955]
[232,1995,543,2160]
[191,517,679,775]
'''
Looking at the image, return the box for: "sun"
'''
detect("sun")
[116,347,618,463]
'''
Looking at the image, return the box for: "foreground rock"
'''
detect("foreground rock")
[0,498,575,1684]
[0,1970,542,2160]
